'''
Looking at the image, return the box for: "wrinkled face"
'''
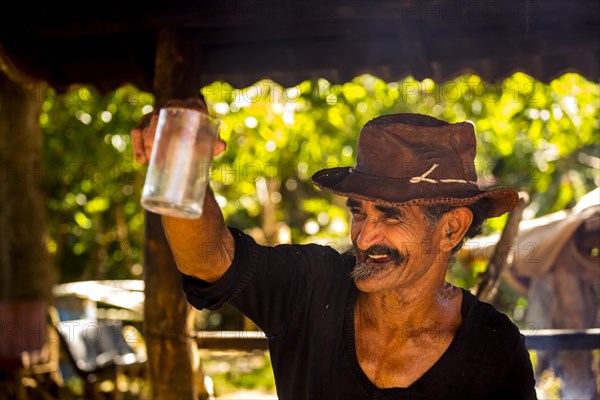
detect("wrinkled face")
[347,198,445,293]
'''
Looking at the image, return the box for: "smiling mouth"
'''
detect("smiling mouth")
[349,245,407,281]
[366,254,394,264]
[359,244,404,265]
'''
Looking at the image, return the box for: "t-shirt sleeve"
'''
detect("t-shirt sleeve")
[497,334,538,400]
[181,227,342,337]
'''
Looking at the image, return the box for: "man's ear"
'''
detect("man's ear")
[439,207,473,252]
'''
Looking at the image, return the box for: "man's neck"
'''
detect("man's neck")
[353,277,465,390]
[355,279,462,334]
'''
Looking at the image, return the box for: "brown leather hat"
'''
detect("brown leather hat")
[311,113,518,218]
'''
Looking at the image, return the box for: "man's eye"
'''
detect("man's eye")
[384,215,402,223]
[351,211,366,220]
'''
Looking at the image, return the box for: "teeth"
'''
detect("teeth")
[369,254,388,259]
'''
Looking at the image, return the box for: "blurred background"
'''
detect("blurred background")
[0,1,598,399]
[14,72,600,399]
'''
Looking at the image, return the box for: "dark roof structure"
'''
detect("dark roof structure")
[1,0,599,93]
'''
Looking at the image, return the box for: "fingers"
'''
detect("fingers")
[162,99,185,109]
[131,112,154,164]
[143,114,159,161]
[131,97,219,164]
[184,98,209,112]
[131,128,147,164]
[213,138,227,157]
[163,98,208,113]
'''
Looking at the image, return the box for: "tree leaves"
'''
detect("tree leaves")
[43,73,599,283]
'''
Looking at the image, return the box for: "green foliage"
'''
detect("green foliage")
[203,73,598,240]
[43,73,599,287]
[205,352,276,396]
[42,85,154,282]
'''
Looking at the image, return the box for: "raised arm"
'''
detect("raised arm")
[131,99,234,283]
[161,188,234,282]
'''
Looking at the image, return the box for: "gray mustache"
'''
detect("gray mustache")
[351,244,406,264]
[349,244,408,281]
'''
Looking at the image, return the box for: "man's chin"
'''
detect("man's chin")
[350,262,393,282]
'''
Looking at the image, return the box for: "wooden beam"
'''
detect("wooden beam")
[0,73,52,302]
[195,331,269,351]
[7,0,598,38]
[192,328,600,352]
[143,29,208,400]
[0,66,53,400]
[522,328,600,351]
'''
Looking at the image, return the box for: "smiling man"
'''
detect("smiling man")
[133,111,537,399]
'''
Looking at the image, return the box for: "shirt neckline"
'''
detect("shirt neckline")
[343,284,473,397]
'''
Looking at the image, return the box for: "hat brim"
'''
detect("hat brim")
[312,167,519,218]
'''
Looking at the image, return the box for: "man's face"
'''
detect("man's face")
[347,198,446,294]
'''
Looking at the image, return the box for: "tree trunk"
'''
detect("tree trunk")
[0,70,53,398]
[0,72,52,302]
[143,29,209,400]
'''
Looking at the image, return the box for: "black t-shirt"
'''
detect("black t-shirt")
[183,228,537,400]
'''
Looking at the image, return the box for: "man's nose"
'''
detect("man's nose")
[356,219,383,250]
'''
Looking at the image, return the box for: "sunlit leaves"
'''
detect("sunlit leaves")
[43,84,153,281]
[44,73,598,284]
[74,212,92,229]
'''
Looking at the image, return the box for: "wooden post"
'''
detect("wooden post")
[143,29,209,400]
[0,62,53,397]
[475,192,529,302]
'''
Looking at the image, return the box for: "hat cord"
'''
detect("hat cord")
[409,163,477,186]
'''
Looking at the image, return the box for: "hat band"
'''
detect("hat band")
[350,163,478,186]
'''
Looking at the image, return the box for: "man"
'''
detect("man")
[132,106,537,399]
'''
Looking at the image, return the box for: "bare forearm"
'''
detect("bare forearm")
[162,186,234,283]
